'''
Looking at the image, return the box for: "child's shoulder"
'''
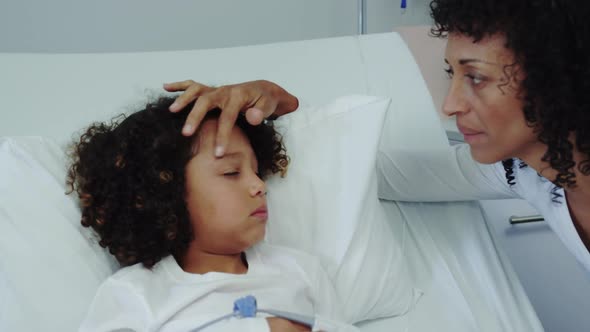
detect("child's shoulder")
[102,256,173,290]
[109,262,149,280]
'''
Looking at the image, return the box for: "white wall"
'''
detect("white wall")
[367,0,432,33]
[0,0,433,53]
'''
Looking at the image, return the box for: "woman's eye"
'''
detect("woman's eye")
[223,171,240,177]
[466,74,485,86]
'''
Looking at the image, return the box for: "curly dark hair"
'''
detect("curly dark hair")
[430,0,590,190]
[67,96,289,268]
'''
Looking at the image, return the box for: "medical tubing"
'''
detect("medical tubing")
[188,295,315,331]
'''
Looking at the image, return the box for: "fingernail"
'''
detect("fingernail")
[170,102,179,111]
[182,124,192,135]
[215,146,225,157]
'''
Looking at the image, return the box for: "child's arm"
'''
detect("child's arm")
[266,317,312,332]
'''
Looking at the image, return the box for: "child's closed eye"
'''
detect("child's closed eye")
[444,66,453,78]
[223,171,240,177]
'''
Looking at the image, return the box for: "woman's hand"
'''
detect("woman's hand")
[266,317,311,332]
[163,79,299,157]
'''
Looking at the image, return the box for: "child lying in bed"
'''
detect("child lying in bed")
[67,96,358,332]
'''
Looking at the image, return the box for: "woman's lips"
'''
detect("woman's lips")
[457,124,485,144]
[462,133,485,144]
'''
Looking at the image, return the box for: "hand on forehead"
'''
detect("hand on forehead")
[193,118,253,159]
[194,119,220,152]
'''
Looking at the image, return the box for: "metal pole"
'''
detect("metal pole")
[358,0,367,34]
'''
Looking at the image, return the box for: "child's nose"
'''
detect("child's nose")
[250,176,267,197]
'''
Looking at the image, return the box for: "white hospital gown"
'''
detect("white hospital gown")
[79,242,359,332]
[377,143,590,273]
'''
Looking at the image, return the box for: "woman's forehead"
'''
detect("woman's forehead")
[445,32,514,64]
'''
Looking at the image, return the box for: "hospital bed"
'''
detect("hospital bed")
[0,30,543,331]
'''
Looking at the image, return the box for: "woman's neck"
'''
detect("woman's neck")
[518,138,589,191]
[564,165,590,252]
[179,246,248,275]
[518,141,590,251]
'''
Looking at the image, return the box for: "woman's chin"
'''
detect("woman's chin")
[469,146,505,164]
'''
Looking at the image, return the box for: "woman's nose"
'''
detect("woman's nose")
[442,80,468,117]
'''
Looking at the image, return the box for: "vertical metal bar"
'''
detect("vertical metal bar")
[358,0,367,34]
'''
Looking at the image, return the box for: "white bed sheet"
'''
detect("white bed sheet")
[357,200,542,331]
[0,32,542,331]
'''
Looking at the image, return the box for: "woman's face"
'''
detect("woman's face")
[443,32,541,164]
[184,119,268,255]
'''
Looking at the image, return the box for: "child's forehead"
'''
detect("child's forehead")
[192,119,253,157]
[195,119,219,148]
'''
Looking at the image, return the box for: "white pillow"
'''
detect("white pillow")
[0,136,117,332]
[266,95,421,322]
[0,96,420,329]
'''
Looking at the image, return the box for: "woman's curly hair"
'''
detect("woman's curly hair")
[430,0,590,189]
[67,96,289,268]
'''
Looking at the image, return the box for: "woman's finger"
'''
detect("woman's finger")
[162,80,195,92]
[245,108,265,125]
[214,97,243,157]
[182,95,217,136]
[248,93,279,124]
[170,83,210,112]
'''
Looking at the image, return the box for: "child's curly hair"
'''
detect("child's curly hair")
[67,96,289,268]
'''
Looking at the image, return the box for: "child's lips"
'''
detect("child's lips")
[250,206,268,221]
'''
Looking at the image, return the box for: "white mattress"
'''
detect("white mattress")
[0,32,542,331]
